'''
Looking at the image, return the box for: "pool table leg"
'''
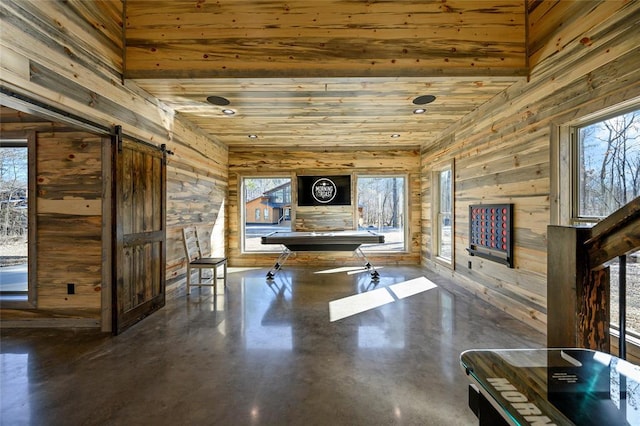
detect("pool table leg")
[266,247,292,279]
[356,248,380,280]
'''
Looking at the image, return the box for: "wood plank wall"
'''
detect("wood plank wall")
[35,131,103,312]
[1,1,228,327]
[295,205,355,232]
[0,118,105,326]
[421,1,640,333]
[228,148,421,266]
[124,0,527,79]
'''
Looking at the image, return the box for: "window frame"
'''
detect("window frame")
[551,97,640,359]
[552,98,640,226]
[240,174,293,253]
[355,173,409,253]
[431,159,455,268]
[0,132,36,308]
[572,106,640,223]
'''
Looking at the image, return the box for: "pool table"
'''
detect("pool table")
[261,230,385,279]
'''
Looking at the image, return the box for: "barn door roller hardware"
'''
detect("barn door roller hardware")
[111,124,169,154]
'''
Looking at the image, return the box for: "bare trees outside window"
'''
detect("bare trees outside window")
[431,160,454,266]
[241,175,406,252]
[576,109,640,218]
[574,108,640,343]
[357,176,405,251]
[438,168,452,261]
[0,142,28,295]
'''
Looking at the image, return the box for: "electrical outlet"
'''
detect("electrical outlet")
[67,283,75,294]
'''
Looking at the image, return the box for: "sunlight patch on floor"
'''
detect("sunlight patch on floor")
[347,266,384,275]
[329,288,395,322]
[388,277,437,299]
[314,266,369,274]
[227,267,263,274]
[329,276,438,322]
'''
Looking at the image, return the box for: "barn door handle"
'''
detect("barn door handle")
[114,125,123,153]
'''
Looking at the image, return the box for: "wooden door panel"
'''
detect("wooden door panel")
[113,133,166,334]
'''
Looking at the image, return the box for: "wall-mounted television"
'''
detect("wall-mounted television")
[297,175,351,206]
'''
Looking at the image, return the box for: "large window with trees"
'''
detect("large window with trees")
[432,161,454,266]
[242,175,405,253]
[0,140,29,301]
[356,176,406,251]
[564,105,640,350]
[242,177,292,252]
[574,108,640,220]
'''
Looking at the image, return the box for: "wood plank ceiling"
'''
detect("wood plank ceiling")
[125,1,528,149]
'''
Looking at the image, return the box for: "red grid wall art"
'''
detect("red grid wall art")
[467,204,513,268]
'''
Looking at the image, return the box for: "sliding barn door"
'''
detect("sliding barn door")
[112,131,166,334]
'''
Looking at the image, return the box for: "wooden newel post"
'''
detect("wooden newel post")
[547,225,610,351]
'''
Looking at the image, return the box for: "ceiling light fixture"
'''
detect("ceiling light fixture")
[413,95,436,105]
[222,109,236,115]
[413,108,426,114]
[206,95,230,106]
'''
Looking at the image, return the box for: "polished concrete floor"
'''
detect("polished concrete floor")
[1,266,545,425]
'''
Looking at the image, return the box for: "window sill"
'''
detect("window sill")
[433,256,454,270]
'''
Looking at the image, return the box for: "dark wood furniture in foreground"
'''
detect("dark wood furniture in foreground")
[461,348,640,425]
[260,230,384,279]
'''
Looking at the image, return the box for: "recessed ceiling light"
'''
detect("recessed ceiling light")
[391,134,401,138]
[413,95,436,105]
[248,134,258,139]
[413,108,426,114]
[206,95,230,106]
[222,109,235,115]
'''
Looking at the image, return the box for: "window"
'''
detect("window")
[0,139,30,302]
[242,177,291,252]
[571,107,640,344]
[554,100,640,353]
[573,108,640,221]
[432,161,454,266]
[242,175,405,252]
[272,187,289,204]
[356,176,406,251]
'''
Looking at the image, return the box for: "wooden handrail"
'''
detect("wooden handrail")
[585,196,640,269]
[547,195,640,352]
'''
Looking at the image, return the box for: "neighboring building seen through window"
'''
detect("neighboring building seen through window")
[242,175,406,253]
[243,177,292,252]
